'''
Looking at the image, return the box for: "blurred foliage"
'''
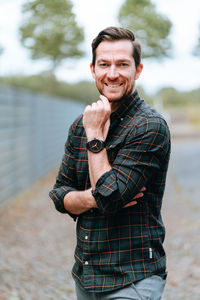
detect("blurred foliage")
[19,0,84,73]
[156,87,200,130]
[186,104,200,130]
[193,24,200,56]
[0,74,199,128]
[0,74,97,104]
[0,74,150,105]
[118,0,172,59]
[0,75,199,108]
[156,87,200,107]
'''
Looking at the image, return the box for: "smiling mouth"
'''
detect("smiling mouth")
[105,83,122,88]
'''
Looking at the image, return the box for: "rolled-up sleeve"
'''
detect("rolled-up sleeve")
[49,124,78,220]
[92,117,170,215]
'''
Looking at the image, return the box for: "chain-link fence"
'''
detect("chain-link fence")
[0,85,85,207]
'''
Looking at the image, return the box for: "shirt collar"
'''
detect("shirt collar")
[110,89,142,122]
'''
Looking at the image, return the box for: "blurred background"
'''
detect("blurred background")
[0,0,200,299]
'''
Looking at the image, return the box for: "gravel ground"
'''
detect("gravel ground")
[162,138,200,300]
[0,138,200,300]
[0,173,76,300]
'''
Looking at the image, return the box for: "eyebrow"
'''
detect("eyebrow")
[97,58,131,63]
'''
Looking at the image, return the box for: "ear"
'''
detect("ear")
[90,63,96,80]
[134,63,143,80]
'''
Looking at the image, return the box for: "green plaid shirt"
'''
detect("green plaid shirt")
[49,90,171,293]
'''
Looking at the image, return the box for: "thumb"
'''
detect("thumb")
[100,95,111,112]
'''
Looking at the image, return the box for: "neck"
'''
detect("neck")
[110,88,136,112]
[110,100,122,113]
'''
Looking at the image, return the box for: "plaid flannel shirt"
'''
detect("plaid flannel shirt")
[49,90,171,293]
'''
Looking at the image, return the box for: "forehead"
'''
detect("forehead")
[96,39,134,61]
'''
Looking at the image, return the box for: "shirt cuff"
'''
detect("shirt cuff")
[92,170,119,214]
[49,186,78,221]
[92,170,117,197]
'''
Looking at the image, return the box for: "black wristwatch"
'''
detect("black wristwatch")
[86,138,105,153]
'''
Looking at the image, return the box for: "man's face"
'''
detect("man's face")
[90,39,143,104]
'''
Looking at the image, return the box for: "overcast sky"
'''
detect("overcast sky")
[0,0,200,94]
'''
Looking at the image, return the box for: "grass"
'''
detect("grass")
[187,105,200,130]
[167,103,200,131]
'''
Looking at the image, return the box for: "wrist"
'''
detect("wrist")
[86,133,104,142]
[84,189,97,209]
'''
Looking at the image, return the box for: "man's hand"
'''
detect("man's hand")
[64,188,98,215]
[64,187,146,215]
[83,95,111,141]
[123,187,146,208]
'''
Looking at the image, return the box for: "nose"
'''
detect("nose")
[107,65,119,80]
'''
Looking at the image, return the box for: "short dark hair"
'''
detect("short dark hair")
[91,26,142,68]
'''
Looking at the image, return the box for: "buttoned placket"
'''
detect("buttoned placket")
[83,231,90,265]
[81,218,92,286]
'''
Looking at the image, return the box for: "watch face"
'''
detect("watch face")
[87,139,104,153]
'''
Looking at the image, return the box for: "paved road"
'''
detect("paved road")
[0,138,200,299]
[163,137,200,299]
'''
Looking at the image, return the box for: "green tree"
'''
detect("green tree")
[118,0,172,59]
[19,0,84,73]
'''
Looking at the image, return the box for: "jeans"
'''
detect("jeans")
[75,275,166,300]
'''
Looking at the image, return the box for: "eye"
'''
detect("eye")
[119,62,129,67]
[99,63,108,67]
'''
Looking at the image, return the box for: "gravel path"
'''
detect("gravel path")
[162,138,200,300]
[0,173,76,300]
[0,138,200,299]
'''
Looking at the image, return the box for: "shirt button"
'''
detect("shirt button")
[121,118,123,121]
[85,235,88,240]
[85,261,89,265]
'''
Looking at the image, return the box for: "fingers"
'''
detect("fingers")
[84,104,92,113]
[84,96,111,120]
[83,96,111,139]
[133,191,143,200]
[100,95,111,113]
[133,192,144,200]
[83,102,101,116]
[124,200,137,208]
[133,186,146,199]
[123,186,146,209]
[85,96,110,112]
[99,94,109,103]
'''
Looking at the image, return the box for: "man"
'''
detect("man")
[49,27,171,300]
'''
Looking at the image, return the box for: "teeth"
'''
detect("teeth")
[107,84,121,87]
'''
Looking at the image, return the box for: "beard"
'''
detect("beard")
[95,84,135,113]
[96,82,135,103]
